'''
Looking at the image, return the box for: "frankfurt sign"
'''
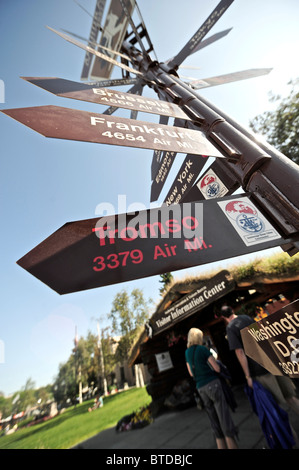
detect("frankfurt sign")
[2,105,224,156]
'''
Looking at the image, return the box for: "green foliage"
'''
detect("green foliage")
[0,387,150,449]
[108,289,152,361]
[232,252,299,283]
[159,272,173,294]
[250,78,299,164]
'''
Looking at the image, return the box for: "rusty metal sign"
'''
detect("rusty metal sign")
[150,152,177,202]
[86,77,139,88]
[168,0,235,68]
[2,105,224,157]
[47,26,142,77]
[189,28,232,55]
[189,68,272,90]
[81,0,107,80]
[241,300,299,378]
[16,194,289,295]
[22,77,190,120]
[91,0,136,80]
[163,154,208,206]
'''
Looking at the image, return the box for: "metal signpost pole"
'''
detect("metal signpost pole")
[121,41,299,256]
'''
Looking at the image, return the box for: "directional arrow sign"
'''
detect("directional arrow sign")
[241,300,299,378]
[47,26,141,78]
[163,154,208,206]
[21,77,190,120]
[150,151,177,202]
[189,68,272,90]
[80,0,107,80]
[90,0,136,80]
[16,194,288,294]
[2,105,224,157]
[168,0,234,68]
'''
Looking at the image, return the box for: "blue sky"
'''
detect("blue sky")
[1,0,299,396]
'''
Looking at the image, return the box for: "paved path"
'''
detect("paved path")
[72,386,299,450]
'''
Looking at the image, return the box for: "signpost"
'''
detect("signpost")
[163,154,208,206]
[90,0,136,80]
[188,68,272,90]
[21,77,190,120]
[81,0,107,80]
[2,105,225,157]
[2,0,299,299]
[241,300,299,378]
[16,194,289,295]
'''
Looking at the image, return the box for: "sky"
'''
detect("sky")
[0,0,299,397]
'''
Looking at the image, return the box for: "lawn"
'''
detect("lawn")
[0,387,151,449]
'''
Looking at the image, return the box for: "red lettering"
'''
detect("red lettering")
[119,226,138,241]
[93,249,143,271]
[182,216,198,230]
[165,218,181,233]
[139,221,166,238]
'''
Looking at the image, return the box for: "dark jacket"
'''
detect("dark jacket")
[245,380,295,449]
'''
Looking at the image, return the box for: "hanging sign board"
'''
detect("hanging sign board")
[241,300,299,378]
[150,270,235,336]
[2,105,223,157]
[22,77,190,120]
[163,154,208,206]
[81,0,107,80]
[182,159,239,203]
[150,152,177,202]
[189,68,272,90]
[91,0,136,80]
[168,0,234,68]
[16,194,288,295]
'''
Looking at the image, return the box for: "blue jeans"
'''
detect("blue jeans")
[198,378,237,439]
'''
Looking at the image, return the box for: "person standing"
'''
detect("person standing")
[220,305,299,415]
[185,327,238,449]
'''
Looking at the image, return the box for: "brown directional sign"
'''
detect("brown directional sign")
[21,77,190,120]
[150,270,235,335]
[86,77,139,88]
[151,116,169,180]
[189,68,272,90]
[168,0,234,68]
[91,0,136,80]
[241,300,299,378]
[150,151,177,202]
[47,26,142,78]
[190,28,232,55]
[2,105,224,157]
[163,154,208,206]
[16,194,289,295]
[81,0,107,80]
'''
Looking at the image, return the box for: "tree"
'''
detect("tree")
[159,272,173,294]
[250,78,299,164]
[108,289,152,362]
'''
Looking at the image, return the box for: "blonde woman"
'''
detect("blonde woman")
[185,328,238,449]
